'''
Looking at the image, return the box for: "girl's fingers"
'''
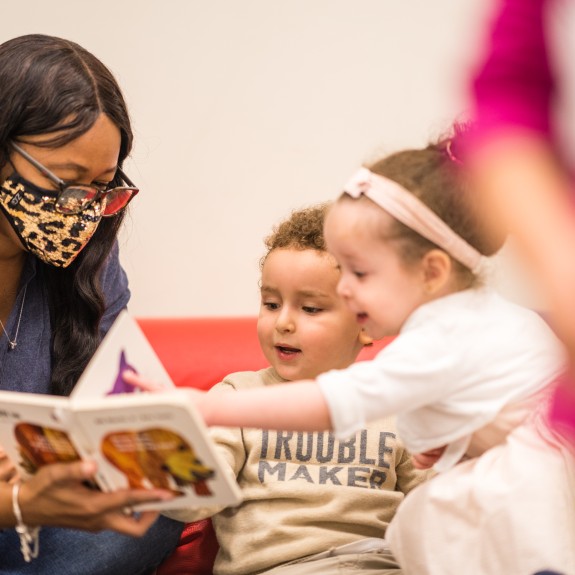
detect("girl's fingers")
[122,370,166,392]
[412,447,446,469]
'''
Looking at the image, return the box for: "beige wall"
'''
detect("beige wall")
[5,0,540,317]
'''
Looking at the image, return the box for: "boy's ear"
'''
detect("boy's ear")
[421,249,452,294]
[359,329,373,346]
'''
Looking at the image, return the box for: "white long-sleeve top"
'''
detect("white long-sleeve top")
[316,288,565,471]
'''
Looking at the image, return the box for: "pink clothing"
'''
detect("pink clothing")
[469,0,575,439]
[549,374,575,442]
[470,0,554,142]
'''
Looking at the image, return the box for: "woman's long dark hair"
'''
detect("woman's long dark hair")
[0,34,133,396]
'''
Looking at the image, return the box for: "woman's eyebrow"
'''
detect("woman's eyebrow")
[45,161,117,176]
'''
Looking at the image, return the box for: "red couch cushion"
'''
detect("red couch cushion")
[137,317,391,391]
[137,317,267,390]
[156,519,218,575]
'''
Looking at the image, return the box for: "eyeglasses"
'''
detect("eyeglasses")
[11,142,139,216]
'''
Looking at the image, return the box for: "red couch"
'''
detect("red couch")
[137,317,390,575]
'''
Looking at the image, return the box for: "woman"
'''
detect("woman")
[0,34,183,574]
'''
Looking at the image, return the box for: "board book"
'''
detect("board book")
[0,311,242,511]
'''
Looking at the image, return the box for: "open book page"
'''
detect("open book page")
[69,390,242,511]
[71,310,174,400]
[0,392,82,482]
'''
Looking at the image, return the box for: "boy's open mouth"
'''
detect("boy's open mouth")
[275,345,301,355]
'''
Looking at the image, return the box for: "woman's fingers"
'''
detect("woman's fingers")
[19,461,174,534]
[0,450,18,483]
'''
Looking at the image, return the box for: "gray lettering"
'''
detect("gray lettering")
[258,460,286,482]
[337,436,356,463]
[260,430,269,458]
[317,432,335,463]
[319,466,343,485]
[348,466,370,488]
[369,469,387,489]
[378,432,395,469]
[296,432,314,462]
[274,431,293,460]
[289,465,314,483]
[359,429,375,465]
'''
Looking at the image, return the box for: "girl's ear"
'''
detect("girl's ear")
[421,249,452,294]
[359,329,373,346]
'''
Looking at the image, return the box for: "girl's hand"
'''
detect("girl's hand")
[122,370,211,421]
[122,370,167,392]
[122,370,208,401]
[412,446,446,469]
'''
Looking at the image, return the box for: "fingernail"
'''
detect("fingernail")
[82,460,97,474]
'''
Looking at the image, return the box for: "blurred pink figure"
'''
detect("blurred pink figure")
[465,0,575,441]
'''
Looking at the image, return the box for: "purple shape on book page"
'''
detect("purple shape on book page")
[106,350,138,395]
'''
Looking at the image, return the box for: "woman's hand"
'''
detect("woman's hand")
[0,446,19,484]
[17,460,175,536]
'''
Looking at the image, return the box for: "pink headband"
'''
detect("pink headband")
[342,167,483,272]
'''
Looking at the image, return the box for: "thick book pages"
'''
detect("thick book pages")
[0,311,242,511]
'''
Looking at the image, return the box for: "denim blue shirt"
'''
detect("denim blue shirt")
[0,242,129,393]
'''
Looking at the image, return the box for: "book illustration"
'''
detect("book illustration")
[14,422,82,473]
[101,427,214,497]
[106,350,138,395]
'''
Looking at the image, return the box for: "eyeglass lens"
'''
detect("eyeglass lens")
[55,186,136,216]
[102,188,136,215]
[55,186,98,214]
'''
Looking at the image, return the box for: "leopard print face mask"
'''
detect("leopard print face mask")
[0,173,104,268]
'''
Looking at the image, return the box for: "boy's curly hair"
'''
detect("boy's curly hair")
[260,202,331,269]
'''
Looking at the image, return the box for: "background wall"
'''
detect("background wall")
[5,0,534,317]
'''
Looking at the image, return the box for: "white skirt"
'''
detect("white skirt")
[386,414,575,575]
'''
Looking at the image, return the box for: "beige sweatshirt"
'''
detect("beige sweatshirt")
[165,368,432,575]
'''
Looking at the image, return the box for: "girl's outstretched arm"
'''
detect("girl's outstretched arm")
[199,381,332,431]
[123,372,332,431]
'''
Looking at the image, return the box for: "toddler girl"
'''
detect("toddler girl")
[191,136,565,473]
